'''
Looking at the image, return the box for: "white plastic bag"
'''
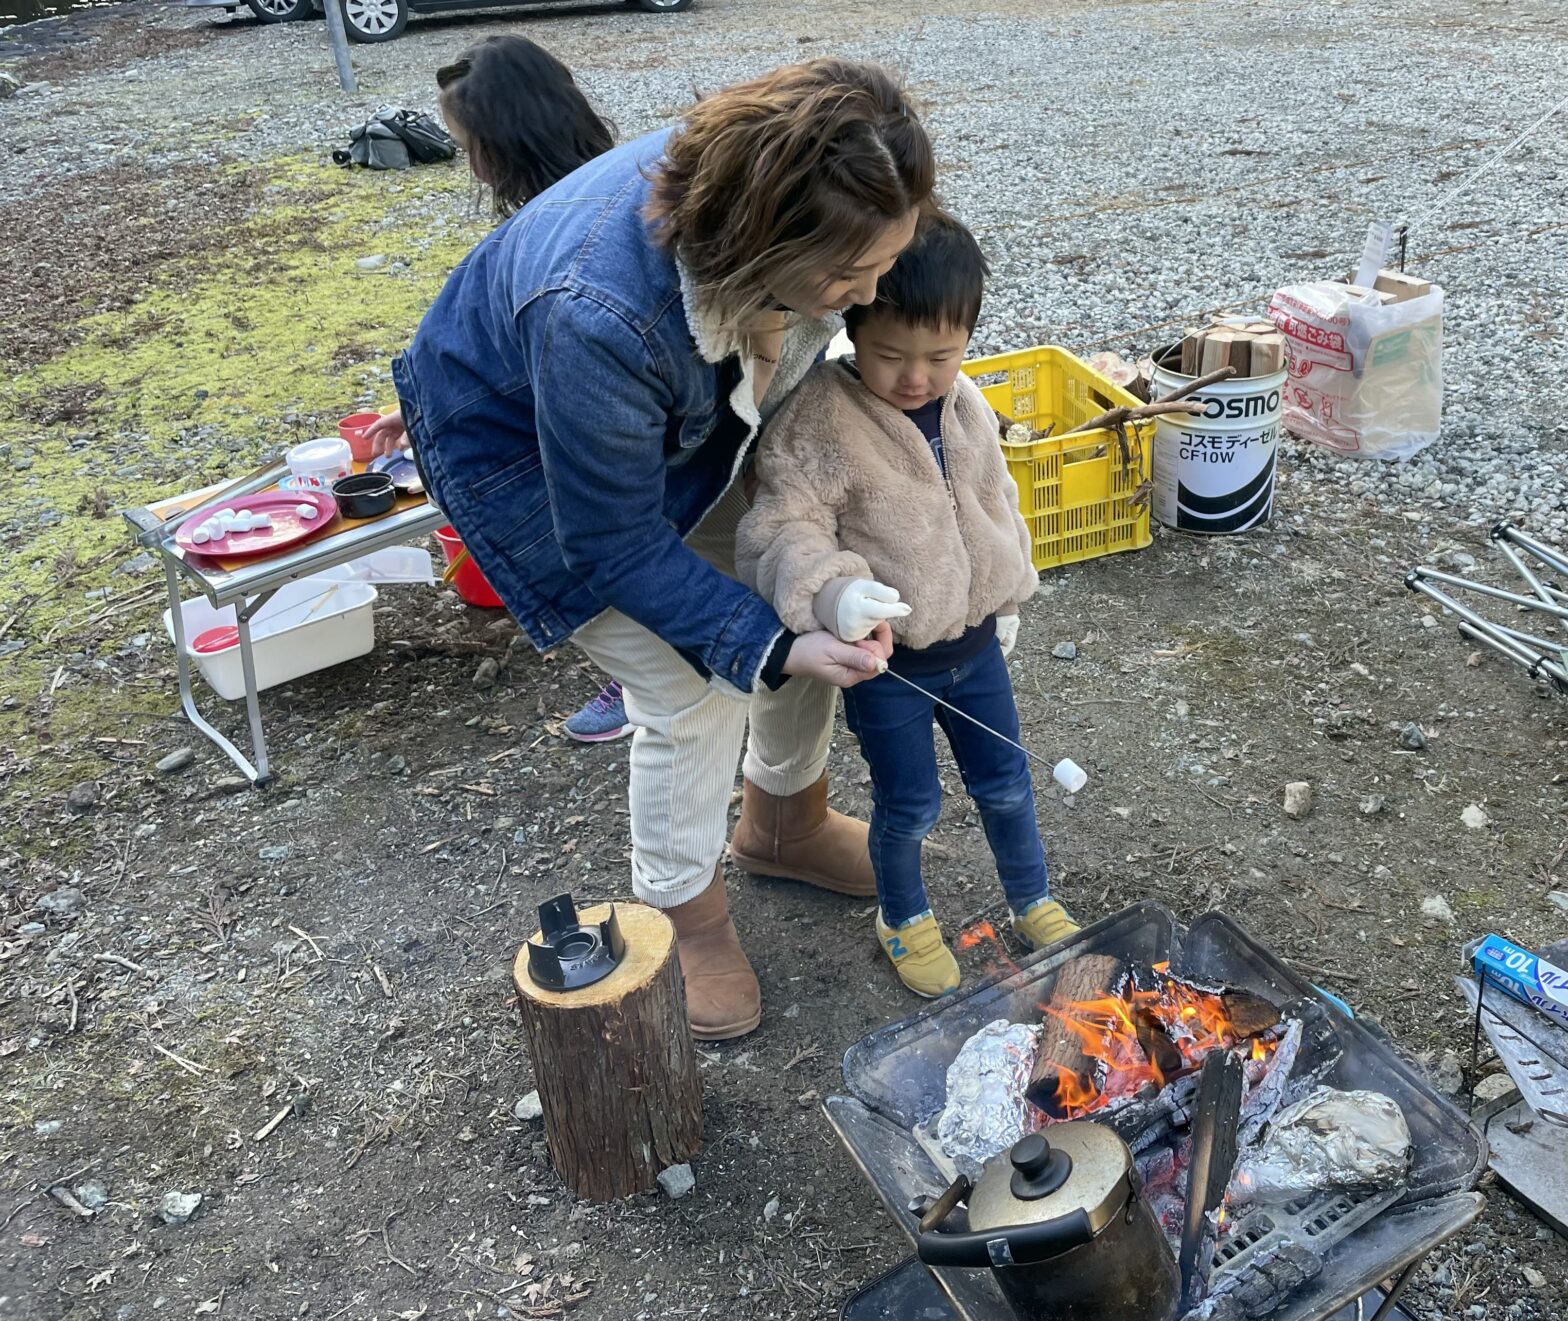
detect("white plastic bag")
[1267,277,1443,460]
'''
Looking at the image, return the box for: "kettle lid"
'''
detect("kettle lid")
[965,1122,1134,1239]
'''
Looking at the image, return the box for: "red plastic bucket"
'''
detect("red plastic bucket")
[338,412,383,464]
[434,526,504,608]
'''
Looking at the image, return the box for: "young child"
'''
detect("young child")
[736,210,1077,997]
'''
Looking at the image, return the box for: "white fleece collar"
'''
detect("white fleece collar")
[676,257,843,431]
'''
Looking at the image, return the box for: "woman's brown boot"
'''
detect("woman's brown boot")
[664,871,761,1041]
[728,775,877,897]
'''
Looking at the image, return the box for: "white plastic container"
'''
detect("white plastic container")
[1149,358,1287,535]
[284,437,353,491]
[162,575,378,701]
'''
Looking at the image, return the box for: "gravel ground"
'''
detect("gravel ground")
[2,2,1567,1320]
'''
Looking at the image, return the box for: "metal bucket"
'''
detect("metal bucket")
[1150,353,1286,535]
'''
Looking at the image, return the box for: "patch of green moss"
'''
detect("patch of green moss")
[0,153,489,734]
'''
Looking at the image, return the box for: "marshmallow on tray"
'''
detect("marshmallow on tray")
[296,503,320,520]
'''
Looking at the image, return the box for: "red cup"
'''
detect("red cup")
[434,525,504,608]
[339,412,383,464]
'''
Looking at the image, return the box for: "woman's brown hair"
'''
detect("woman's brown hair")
[646,60,935,327]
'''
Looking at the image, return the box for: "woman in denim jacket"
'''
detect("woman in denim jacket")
[394,60,934,1039]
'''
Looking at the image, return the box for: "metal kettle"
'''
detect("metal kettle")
[915,1124,1181,1321]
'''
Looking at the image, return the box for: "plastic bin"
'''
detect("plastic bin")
[162,575,378,701]
[961,346,1153,571]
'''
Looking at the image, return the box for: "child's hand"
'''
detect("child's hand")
[833,579,911,642]
[365,409,409,460]
[997,614,1020,659]
[853,620,895,667]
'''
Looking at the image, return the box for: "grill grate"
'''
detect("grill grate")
[1214,1187,1403,1280]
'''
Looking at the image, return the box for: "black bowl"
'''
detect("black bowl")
[332,472,396,519]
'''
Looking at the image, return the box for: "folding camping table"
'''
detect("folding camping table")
[123,461,447,786]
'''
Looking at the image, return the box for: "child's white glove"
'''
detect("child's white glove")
[996,614,1020,659]
[816,578,912,642]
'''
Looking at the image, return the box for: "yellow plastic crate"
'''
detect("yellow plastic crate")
[962,345,1153,571]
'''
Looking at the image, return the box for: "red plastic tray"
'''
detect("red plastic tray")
[177,490,338,561]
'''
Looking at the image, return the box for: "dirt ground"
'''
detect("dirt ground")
[3,2,1567,1320]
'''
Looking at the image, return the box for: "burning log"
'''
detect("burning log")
[1027,954,1123,1111]
[1135,1004,1185,1082]
[1220,990,1283,1040]
[1024,958,1289,1121]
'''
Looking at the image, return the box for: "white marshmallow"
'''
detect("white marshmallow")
[191,527,210,545]
[1052,758,1088,795]
[296,503,320,520]
[233,513,255,533]
[252,513,274,531]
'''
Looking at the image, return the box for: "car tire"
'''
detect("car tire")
[245,0,312,21]
[634,0,693,11]
[339,0,407,41]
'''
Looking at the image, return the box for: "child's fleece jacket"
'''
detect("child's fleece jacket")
[736,360,1038,651]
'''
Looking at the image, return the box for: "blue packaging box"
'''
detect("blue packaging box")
[1472,934,1568,1033]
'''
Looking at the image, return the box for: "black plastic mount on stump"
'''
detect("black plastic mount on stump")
[525,893,627,992]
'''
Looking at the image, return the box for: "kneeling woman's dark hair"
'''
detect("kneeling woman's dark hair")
[436,36,615,217]
[843,209,989,337]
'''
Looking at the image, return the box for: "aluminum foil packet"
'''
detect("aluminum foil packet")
[1473,934,1568,1033]
[937,1019,1042,1178]
[1230,1086,1410,1206]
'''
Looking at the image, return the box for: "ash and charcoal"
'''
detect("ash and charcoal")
[934,964,1414,1317]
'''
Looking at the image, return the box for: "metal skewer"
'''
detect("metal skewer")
[873,663,1087,793]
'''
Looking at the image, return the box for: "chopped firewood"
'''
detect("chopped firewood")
[1086,350,1143,396]
[1220,989,1283,1040]
[1133,1005,1184,1083]
[1027,954,1122,1111]
[1200,330,1238,375]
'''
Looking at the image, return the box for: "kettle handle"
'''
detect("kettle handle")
[915,1207,1096,1269]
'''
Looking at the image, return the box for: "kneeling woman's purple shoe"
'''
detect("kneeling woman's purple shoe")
[564,681,633,743]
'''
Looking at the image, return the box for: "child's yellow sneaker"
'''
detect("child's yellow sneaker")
[875,910,961,998]
[1011,898,1079,952]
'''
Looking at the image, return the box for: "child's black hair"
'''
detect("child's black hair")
[436,36,615,217]
[843,208,987,337]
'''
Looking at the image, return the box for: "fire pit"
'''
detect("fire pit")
[826,902,1486,1321]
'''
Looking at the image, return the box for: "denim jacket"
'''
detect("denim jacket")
[392,129,837,693]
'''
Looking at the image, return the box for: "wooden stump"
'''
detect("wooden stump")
[512,902,702,1201]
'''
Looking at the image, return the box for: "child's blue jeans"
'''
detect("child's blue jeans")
[841,641,1050,927]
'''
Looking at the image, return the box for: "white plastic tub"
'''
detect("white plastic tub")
[163,575,378,701]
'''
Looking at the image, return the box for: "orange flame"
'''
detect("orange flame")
[956,920,1001,951]
[956,919,1020,975]
[1036,968,1277,1119]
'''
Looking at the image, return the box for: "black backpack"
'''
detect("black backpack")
[334,109,457,171]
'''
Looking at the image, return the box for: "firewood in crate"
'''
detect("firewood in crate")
[1086,350,1147,400]
[1027,953,1122,1112]
[512,900,703,1200]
